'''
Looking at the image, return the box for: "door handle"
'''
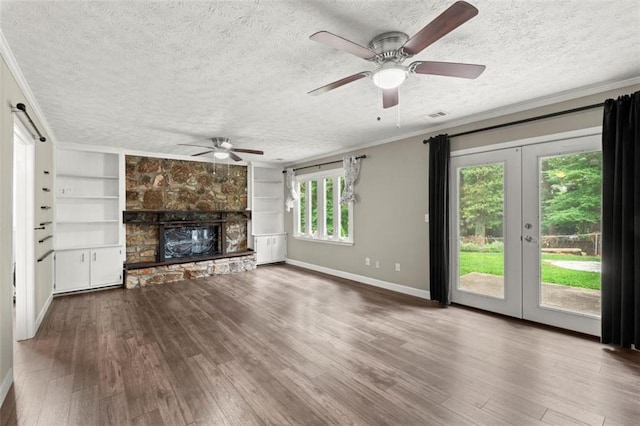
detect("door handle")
[524,235,537,243]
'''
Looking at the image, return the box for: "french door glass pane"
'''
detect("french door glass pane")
[458,163,505,299]
[538,151,601,317]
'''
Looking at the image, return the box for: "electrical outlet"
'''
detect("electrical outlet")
[375,260,380,269]
[365,257,370,266]
[395,263,400,272]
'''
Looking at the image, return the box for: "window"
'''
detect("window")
[294,169,353,244]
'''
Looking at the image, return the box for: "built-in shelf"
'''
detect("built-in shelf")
[55,147,124,294]
[57,243,123,251]
[254,179,282,183]
[254,196,280,199]
[57,173,119,180]
[57,195,119,200]
[56,220,119,224]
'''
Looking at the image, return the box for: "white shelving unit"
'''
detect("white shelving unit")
[250,164,286,264]
[54,147,124,293]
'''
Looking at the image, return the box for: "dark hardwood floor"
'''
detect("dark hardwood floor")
[2,264,639,425]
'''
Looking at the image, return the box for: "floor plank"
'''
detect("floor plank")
[2,264,639,425]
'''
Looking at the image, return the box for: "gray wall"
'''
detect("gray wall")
[285,83,640,292]
[0,55,55,394]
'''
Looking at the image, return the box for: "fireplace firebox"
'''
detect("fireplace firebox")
[164,225,220,260]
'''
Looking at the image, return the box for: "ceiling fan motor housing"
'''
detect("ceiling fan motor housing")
[369,32,410,64]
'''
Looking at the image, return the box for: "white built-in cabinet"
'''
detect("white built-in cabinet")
[250,164,286,265]
[54,147,124,293]
[255,234,287,264]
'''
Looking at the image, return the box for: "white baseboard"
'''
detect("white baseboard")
[34,292,53,336]
[286,259,431,300]
[0,368,13,407]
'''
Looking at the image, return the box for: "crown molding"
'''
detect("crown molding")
[285,76,640,167]
[0,28,57,143]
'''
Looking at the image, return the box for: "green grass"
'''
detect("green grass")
[459,251,601,290]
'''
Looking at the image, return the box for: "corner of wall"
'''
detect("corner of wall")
[0,367,13,407]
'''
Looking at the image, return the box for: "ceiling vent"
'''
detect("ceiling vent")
[427,111,449,119]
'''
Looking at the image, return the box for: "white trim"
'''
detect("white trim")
[292,235,354,246]
[286,259,431,300]
[284,77,639,168]
[0,368,13,407]
[0,29,57,143]
[13,120,37,341]
[34,292,53,336]
[451,126,602,157]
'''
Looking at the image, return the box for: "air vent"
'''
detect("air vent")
[427,111,448,118]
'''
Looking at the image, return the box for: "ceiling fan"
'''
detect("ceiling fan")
[308,1,486,109]
[179,137,264,162]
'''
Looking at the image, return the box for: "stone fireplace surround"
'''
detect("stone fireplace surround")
[124,155,256,288]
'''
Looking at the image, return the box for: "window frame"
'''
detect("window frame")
[293,168,354,245]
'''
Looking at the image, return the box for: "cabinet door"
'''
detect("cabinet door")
[255,236,271,264]
[90,247,123,287]
[55,250,91,292]
[271,235,286,262]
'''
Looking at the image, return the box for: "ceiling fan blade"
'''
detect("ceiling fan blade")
[192,150,214,157]
[411,61,485,79]
[402,1,478,56]
[231,148,264,155]
[382,88,399,109]
[229,152,243,162]
[178,143,214,149]
[310,31,376,60]
[308,71,370,96]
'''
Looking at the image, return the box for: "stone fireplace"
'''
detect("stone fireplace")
[124,155,256,288]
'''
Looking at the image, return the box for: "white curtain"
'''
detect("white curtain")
[340,156,361,205]
[285,168,298,211]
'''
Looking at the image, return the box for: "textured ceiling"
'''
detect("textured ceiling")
[1,1,639,163]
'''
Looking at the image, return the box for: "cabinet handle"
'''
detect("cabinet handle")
[93,252,97,261]
[81,253,85,262]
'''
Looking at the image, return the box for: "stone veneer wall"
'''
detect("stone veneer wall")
[125,254,256,288]
[125,155,254,286]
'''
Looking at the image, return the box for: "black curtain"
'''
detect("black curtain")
[601,91,640,348]
[428,134,450,305]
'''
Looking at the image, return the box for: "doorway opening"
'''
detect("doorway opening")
[13,120,36,341]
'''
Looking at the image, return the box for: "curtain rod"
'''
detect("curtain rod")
[283,155,367,173]
[423,102,604,143]
[12,103,47,142]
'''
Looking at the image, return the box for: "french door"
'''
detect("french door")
[450,134,602,336]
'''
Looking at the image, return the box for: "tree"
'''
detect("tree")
[540,152,601,235]
[459,164,504,242]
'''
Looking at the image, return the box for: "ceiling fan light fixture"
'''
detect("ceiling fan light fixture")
[372,66,407,89]
[213,151,229,160]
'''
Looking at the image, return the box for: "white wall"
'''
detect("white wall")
[0,54,55,403]
[285,83,640,293]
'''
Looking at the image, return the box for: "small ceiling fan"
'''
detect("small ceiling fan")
[308,1,486,109]
[179,137,264,162]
